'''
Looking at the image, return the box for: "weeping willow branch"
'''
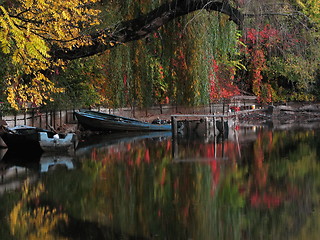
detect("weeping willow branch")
[50,0,243,60]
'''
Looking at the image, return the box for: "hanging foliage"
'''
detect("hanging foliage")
[242,25,281,103]
[209,59,240,100]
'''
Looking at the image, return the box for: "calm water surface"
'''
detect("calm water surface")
[1,126,320,240]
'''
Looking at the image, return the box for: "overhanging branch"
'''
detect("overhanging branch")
[50,0,243,60]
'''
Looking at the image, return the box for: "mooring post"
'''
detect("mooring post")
[45,110,48,129]
[205,117,208,136]
[31,109,34,127]
[171,116,177,138]
[59,109,62,127]
[171,116,179,159]
[39,110,42,128]
[213,116,216,136]
[186,120,192,136]
[220,116,224,136]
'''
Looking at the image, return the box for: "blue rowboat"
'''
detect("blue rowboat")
[74,110,171,132]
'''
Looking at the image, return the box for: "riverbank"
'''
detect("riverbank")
[3,102,320,135]
[74,103,320,137]
[238,103,320,122]
[139,103,320,125]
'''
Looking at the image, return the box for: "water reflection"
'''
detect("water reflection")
[0,126,320,239]
[0,150,75,194]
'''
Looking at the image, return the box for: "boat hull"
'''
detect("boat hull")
[75,110,171,132]
[0,126,45,152]
[39,132,76,152]
[0,126,76,152]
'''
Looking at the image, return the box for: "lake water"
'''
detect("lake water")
[1,125,320,239]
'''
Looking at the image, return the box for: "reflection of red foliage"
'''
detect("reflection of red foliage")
[206,144,215,158]
[126,143,131,151]
[91,149,97,161]
[183,204,190,218]
[253,133,268,188]
[210,160,220,196]
[166,140,171,151]
[144,149,150,163]
[250,191,282,208]
[244,130,289,209]
[136,150,142,166]
[200,141,241,197]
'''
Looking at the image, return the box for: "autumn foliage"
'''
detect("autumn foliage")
[242,25,282,103]
[209,59,240,100]
[0,0,101,109]
[0,1,319,110]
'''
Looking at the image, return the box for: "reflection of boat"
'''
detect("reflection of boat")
[0,155,39,195]
[75,110,171,132]
[76,131,172,156]
[0,148,42,169]
[1,125,76,152]
[40,153,74,172]
[0,152,74,195]
[0,166,37,195]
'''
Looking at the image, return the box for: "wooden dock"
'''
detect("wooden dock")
[170,108,266,138]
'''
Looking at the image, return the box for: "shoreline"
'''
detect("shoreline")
[43,103,320,135]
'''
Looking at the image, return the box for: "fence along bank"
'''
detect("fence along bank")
[0,96,258,129]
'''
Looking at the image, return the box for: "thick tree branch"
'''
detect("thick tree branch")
[50,0,243,60]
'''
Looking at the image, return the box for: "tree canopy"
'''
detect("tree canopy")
[0,0,101,109]
[0,0,319,110]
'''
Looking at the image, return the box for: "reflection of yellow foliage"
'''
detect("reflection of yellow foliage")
[9,180,68,240]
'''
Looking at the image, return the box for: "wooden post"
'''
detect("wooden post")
[171,116,177,138]
[221,117,224,136]
[65,110,68,124]
[186,121,191,136]
[222,99,225,115]
[213,116,216,136]
[172,131,179,159]
[52,110,55,128]
[31,109,34,127]
[205,117,208,136]
[59,109,62,127]
[45,110,48,129]
[39,111,42,128]
[171,116,179,159]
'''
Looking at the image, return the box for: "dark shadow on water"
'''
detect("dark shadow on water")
[0,148,41,169]
[58,216,150,240]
